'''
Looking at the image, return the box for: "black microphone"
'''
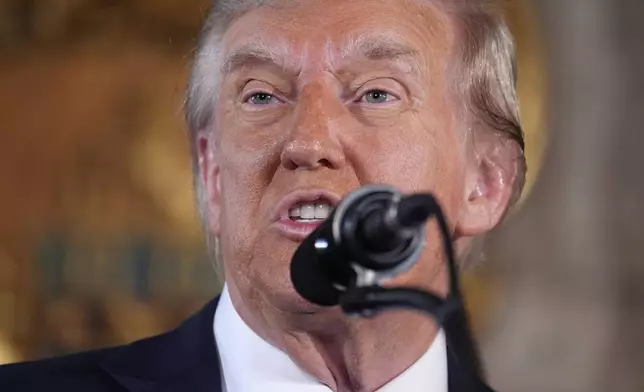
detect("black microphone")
[290,185,436,306]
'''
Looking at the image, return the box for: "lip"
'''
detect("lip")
[271,189,342,241]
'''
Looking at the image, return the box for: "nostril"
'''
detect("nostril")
[283,158,326,171]
[283,159,298,170]
[318,158,332,168]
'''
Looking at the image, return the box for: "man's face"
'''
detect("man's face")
[204,0,475,310]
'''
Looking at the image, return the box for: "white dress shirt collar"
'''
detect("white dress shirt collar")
[214,284,448,392]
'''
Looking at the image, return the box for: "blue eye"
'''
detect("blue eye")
[361,90,391,104]
[247,92,275,105]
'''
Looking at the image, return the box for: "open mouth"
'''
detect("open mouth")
[288,199,334,223]
[273,189,341,225]
[272,189,341,240]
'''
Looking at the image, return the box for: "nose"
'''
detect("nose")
[280,84,347,171]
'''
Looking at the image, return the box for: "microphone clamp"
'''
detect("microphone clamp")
[330,185,427,288]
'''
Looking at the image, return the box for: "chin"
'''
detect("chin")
[244,233,317,308]
[230,229,345,324]
[253,263,324,313]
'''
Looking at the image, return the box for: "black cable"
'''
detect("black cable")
[340,286,461,325]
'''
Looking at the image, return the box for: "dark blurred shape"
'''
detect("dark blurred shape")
[129,237,153,300]
[37,234,67,298]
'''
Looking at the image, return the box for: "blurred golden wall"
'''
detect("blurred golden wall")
[0,0,546,363]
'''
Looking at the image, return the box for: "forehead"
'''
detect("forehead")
[220,0,453,69]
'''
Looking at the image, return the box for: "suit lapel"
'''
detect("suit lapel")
[101,297,222,392]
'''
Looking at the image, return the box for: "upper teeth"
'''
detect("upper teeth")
[289,202,332,220]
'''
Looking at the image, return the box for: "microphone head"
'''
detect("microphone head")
[290,206,359,306]
[290,232,343,306]
[289,185,429,307]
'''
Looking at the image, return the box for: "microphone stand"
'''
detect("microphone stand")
[337,194,495,391]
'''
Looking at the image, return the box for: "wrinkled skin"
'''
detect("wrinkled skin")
[197,0,518,390]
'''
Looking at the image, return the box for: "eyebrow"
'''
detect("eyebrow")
[221,42,297,76]
[220,35,423,77]
[337,35,423,76]
[340,35,419,60]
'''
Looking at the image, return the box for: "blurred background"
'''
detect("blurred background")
[0,0,547,365]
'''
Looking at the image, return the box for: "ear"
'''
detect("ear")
[197,130,222,237]
[454,135,522,239]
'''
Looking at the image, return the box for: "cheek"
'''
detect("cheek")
[412,97,465,209]
[367,131,438,192]
[353,109,463,204]
[216,125,281,250]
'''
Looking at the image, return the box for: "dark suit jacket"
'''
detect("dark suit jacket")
[0,296,492,391]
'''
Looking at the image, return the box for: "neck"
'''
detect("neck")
[227,282,441,392]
